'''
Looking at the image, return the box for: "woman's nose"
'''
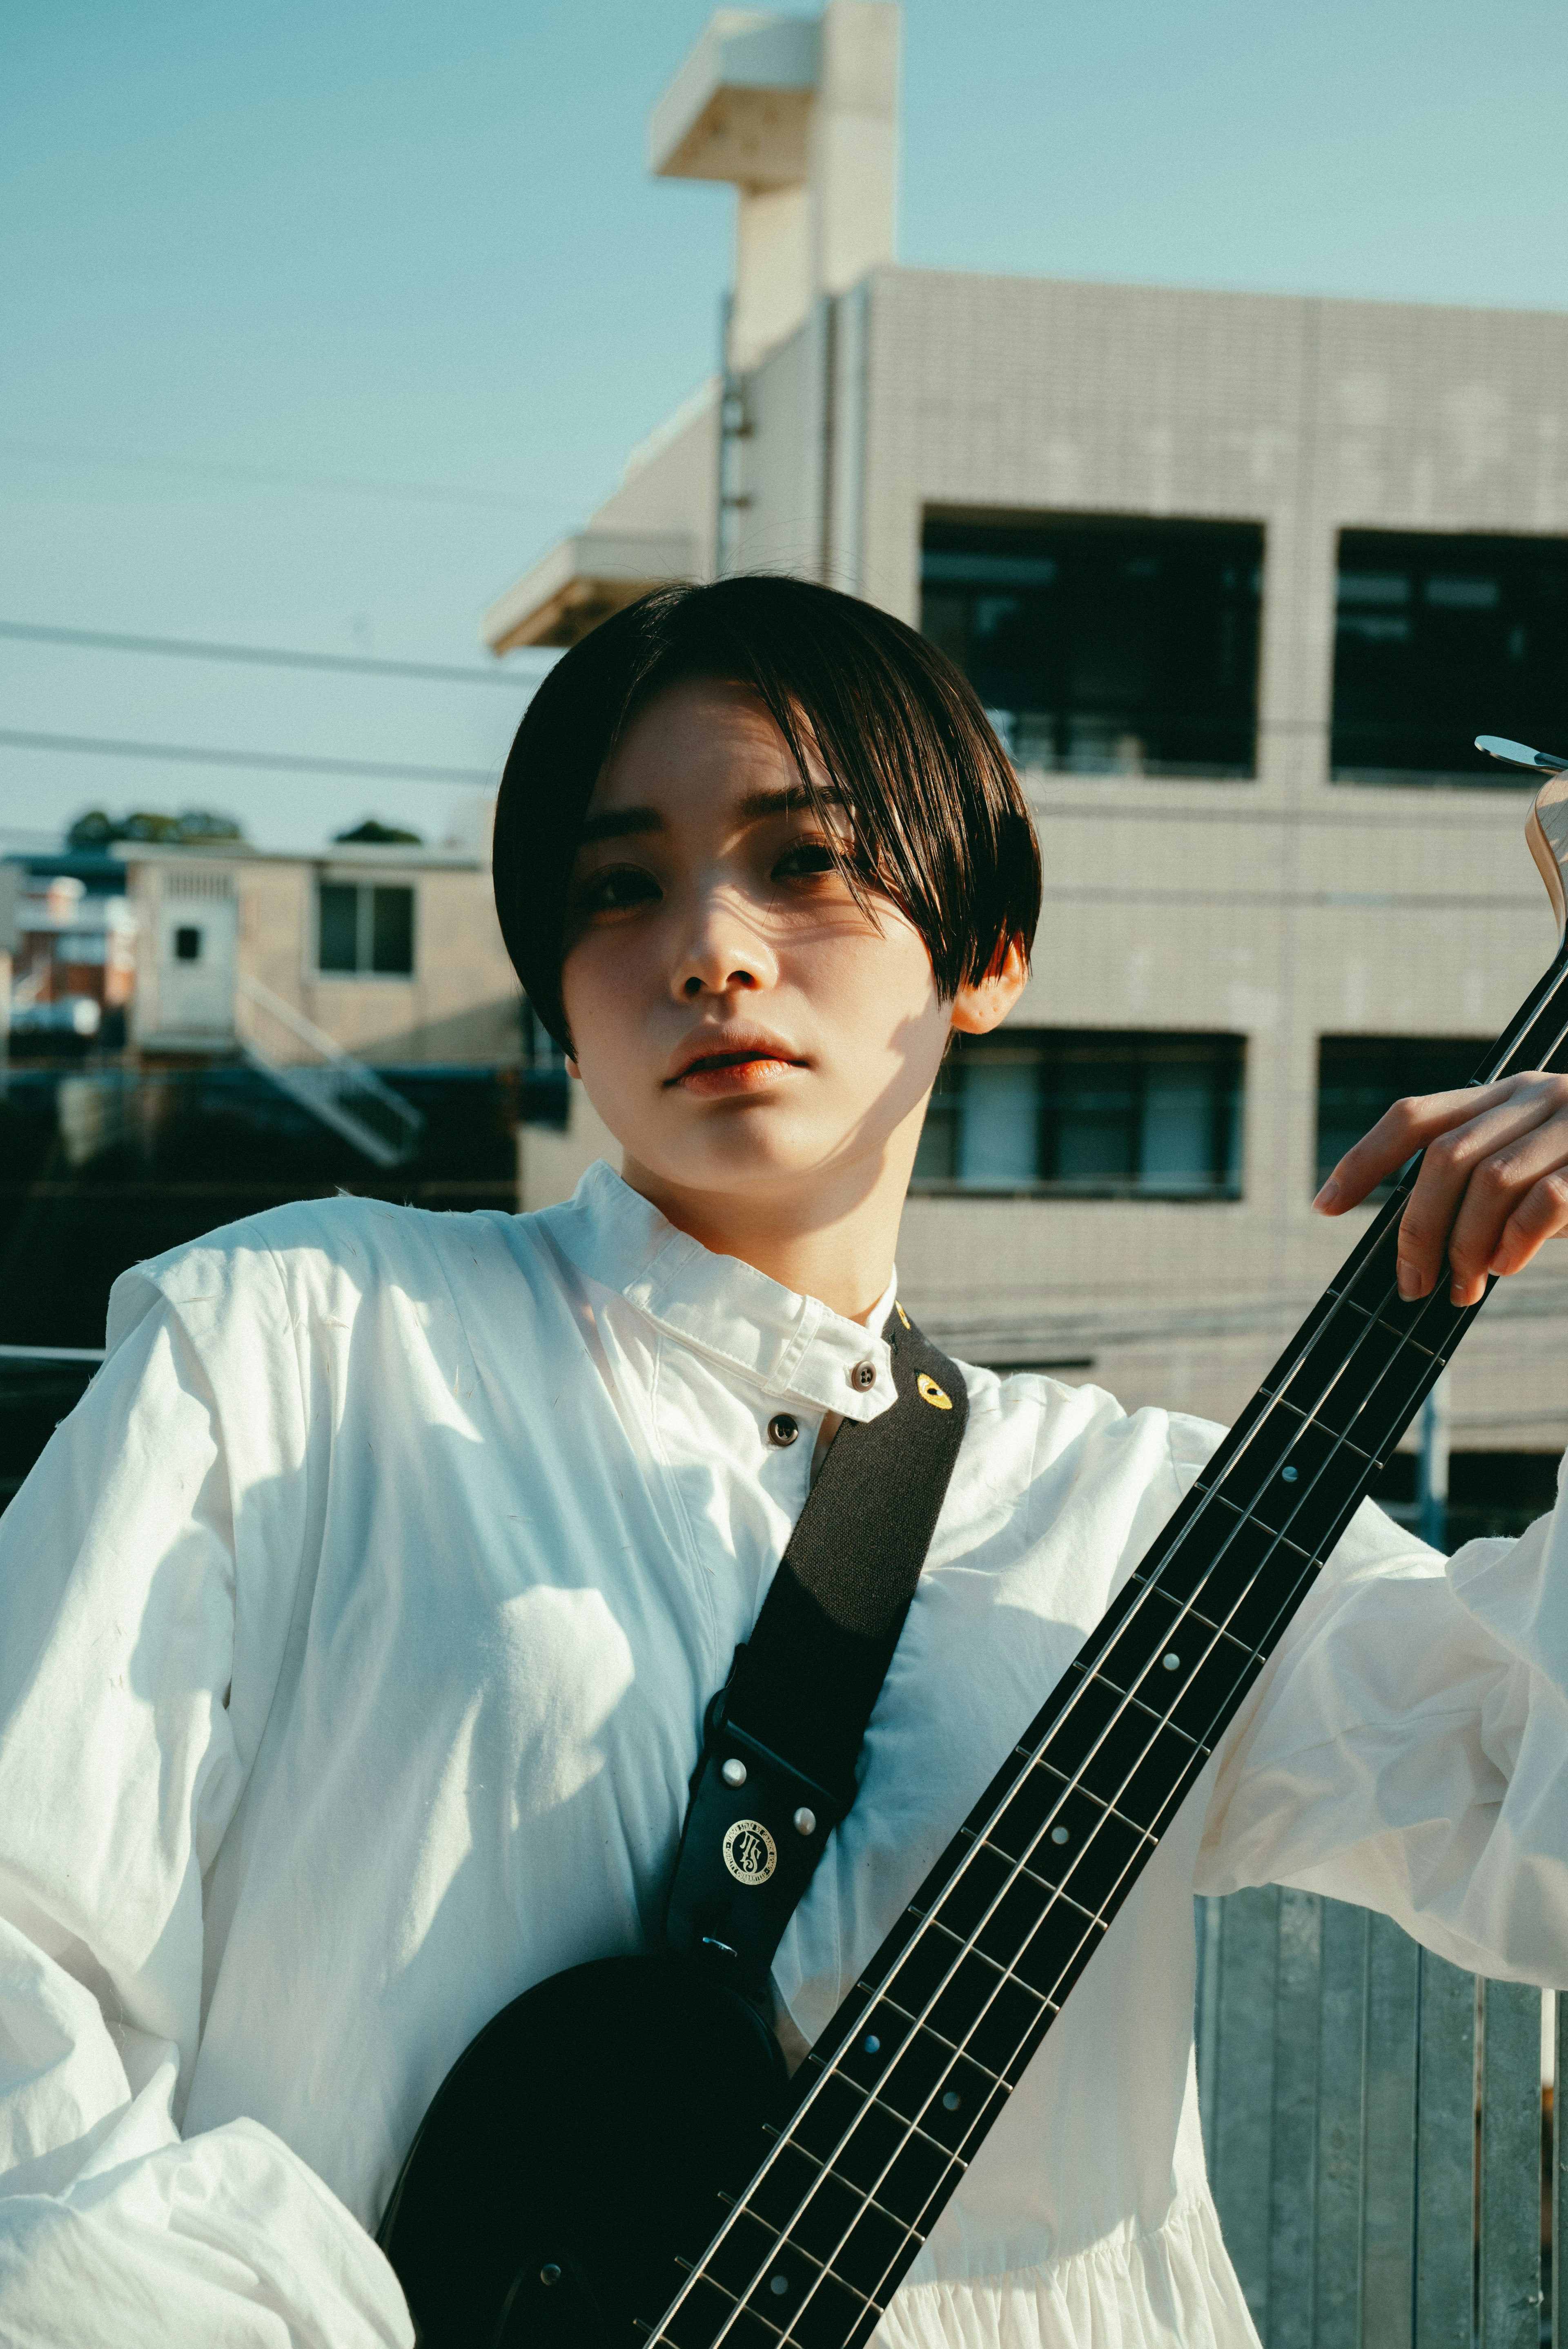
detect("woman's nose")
[673,893,777,1001]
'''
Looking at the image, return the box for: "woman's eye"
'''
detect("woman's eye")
[580,865,659,913]
[773,839,840,880]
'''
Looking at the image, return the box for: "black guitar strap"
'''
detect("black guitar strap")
[664,1304,969,1995]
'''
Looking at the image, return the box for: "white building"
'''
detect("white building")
[486,1,1568,1529]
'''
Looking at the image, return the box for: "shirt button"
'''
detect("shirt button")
[767,1413,800,1447]
[849,1359,878,1392]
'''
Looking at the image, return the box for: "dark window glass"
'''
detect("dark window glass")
[174,926,201,963]
[920,513,1263,778]
[318,883,359,972]
[1331,529,1568,784]
[1314,1035,1495,1195]
[1368,1451,1559,1545]
[913,1030,1245,1198]
[371,886,414,976]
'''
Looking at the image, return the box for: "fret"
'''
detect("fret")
[712,2179,918,2321]
[746,2106,953,2255]
[747,2265,877,2349]
[759,2271,879,2349]
[983,1761,1151,1901]
[838,1983,1009,2089]
[704,2211,882,2325]
[784,2073,958,2210]
[1143,1512,1318,1654]
[660,2273,782,2348]
[919,1839,1102,1940]
[1088,1589,1259,1743]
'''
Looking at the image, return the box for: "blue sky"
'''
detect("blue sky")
[3,0,1565,852]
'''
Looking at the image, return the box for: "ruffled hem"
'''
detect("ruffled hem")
[873,2195,1260,2349]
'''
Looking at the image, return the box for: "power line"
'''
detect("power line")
[0,728,495,786]
[0,618,537,687]
[0,435,586,515]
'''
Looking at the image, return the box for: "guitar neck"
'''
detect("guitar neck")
[648,938,1568,2349]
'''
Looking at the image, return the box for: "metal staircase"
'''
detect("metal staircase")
[234,972,424,1168]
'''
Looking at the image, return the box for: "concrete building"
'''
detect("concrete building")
[486,1,1568,1512]
[121,838,523,1167]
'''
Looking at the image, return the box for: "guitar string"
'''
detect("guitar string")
[711,984,1568,2335]
[657,955,1568,2343]
[656,1253,1464,2347]
[657,1237,1485,2348]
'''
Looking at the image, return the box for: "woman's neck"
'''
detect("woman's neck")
[618,1155,902,1324]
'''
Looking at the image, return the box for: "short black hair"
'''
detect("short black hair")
[492,573,1041,1048]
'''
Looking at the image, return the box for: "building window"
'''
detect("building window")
[920,513,1263,779]
[317,881,415,976]
[913,1030,1245,1198]
[1331,529,1568,784]
[1314,1035,1492,1195]
[174,926,201,963]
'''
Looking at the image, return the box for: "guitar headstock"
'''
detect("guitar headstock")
[1477,735,1568,946]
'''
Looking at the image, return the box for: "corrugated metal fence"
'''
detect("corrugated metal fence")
[1196,1890,1561,2347]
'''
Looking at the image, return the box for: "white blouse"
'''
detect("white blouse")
[1,1161,1567,2349]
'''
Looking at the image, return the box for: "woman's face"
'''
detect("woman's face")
[559,675,1018,1220]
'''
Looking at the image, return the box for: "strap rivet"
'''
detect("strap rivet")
[770,2275,790,2296]
[721,1757,747,1788]
[863,2033,881,2054]
[1051,1825,1070,1844]
[793,1806,816,1836]
[1162,1653,1181,1671]
[942,2090,961,2111]
[540,2265,561,2287]
[1281,1465,1299,1483]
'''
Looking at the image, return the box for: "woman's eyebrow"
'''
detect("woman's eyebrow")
[735,784,847,820]
[578,785,846,845]
[578,806,662,845]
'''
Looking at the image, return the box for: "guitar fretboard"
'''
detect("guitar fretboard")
[645,942,1568,2349]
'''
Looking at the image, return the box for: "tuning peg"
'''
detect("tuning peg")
[1477,734,1568,775]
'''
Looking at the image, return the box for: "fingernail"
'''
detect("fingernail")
[1312,1180,1340,1212]
[1397,1264,1421,1300]
[1450,1280,1466,1306]
[1488,1255,1508,1277]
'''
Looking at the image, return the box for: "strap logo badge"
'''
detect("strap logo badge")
[722,1820,778,1886]
[917,1373,953,1411]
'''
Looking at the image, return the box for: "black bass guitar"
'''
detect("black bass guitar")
[380,742,1568,2349]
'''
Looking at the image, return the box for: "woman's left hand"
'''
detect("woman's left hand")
[1314,1070,1568,1307]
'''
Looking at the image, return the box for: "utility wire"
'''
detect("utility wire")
[0,435,584,515]
[0,618,535,686]
[0,728,494,786]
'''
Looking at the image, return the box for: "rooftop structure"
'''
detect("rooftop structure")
[485,2,1568,1493]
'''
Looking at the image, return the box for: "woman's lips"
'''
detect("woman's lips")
[671,1052,801,1097]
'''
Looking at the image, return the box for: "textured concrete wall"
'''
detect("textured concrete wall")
[848,272,1568,1451]
[235,859,522,1066]
[592,390,721,578]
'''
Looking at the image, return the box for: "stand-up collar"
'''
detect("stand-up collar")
[538,1161,898,1424]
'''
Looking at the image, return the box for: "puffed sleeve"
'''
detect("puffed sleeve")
[1197,1436,1568,1985]
[0,1244,412,2346]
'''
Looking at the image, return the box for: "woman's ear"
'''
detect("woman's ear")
[949,938,1028,1037]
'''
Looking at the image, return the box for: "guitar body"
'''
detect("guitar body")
[378,1954,787,2349]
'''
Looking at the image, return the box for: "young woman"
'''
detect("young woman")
[3,575,1568,2349]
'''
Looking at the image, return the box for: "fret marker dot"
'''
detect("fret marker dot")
[863,2034,881,2055]
[1281,1465,1299,1482]
[771,2275,790,2296]
[942,2090,961,2111]
[1051,1825,1070,1844]
[1162,1652,1181,1671]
